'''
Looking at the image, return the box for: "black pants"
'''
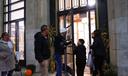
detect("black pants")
[76,61,86,76]
[1,70,13,76]
[92,56,104,76]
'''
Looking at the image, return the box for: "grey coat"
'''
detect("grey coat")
[0,40,15,71]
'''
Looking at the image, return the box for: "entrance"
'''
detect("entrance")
[73,11,96,56]
[59,10,96,75]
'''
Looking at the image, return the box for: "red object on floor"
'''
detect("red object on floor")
[25,69,32,76]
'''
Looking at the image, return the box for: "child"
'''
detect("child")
[75,39,86,76]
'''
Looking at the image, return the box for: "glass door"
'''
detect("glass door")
[73,11,96,56]
[58,10,96,75]
[73,13,90,55]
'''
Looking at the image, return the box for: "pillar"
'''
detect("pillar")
[107,0,128,75]
[26,0,50,71]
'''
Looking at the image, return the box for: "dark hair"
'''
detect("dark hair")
[79,39,85,45]
[40,25,48,32]
[1,32,9,38]
[93,30,101,37]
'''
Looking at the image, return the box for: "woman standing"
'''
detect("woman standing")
[0,32,15,76]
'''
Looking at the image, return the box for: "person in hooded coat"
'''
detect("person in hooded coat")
[0,32,15,76]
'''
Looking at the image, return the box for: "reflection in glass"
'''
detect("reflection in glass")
[88,0,96,6]
[11,1,24,10]
[59,0,64,11]
[19,21,24,60]
[11,9,24,20]
[73,0,79,8]
[65,0,71,9]
[80,0,87,7]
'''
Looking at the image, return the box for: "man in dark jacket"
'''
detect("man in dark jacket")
[90,30,106,76]
[54,28,71,76]
[34,25,50,76]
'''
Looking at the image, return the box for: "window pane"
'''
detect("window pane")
[5,0,8,5]
[4,0,8,5]
[6,6,8,12]
[11,0,20,3]
[90,10,96,33]
[90,10,96,44]
[73,0,79,8]
[4,6,8,12]
[4,14,8,22]
[11,1,24,10]
[59,0,64,11]
[4,24,9,32]
[19,21,24,60]
[66,15,71,27]
[59,16,64,29]
[10,23,16,45]
[11,9,24,20]
[65,0,71,9]
[88,0,96,6]
[80,0,87,7]
[66,15,72,40]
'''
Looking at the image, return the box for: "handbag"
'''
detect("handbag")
[86,52,93,67]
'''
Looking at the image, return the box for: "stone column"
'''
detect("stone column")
[26,0,50,71]
[107,0,128,75]
[0,0,3,34]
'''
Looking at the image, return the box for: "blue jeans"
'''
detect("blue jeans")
[55,53,62,76]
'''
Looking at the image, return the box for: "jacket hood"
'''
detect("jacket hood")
[34,32,42,40]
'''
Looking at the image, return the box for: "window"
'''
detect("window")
[80,0,87,6]
[73,0,79,8]
[11,0,20,3]
[3,0,25,61]
[59,16,64,29]
[88,0,96,6]
[65,0,71,9]
[11,9,24,20]
[11,1,24,10]
[5,0,8,5]
[57,0,96,75]
[59,0,64,11]
[58,0,96,12]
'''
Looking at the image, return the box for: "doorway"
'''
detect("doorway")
[73,11,96,56]
[59,10,96,75]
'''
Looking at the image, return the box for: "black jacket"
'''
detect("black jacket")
[34,32,50,63]
[54,34,70,55]
[90,36,106,57]
[74,45,86,62]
